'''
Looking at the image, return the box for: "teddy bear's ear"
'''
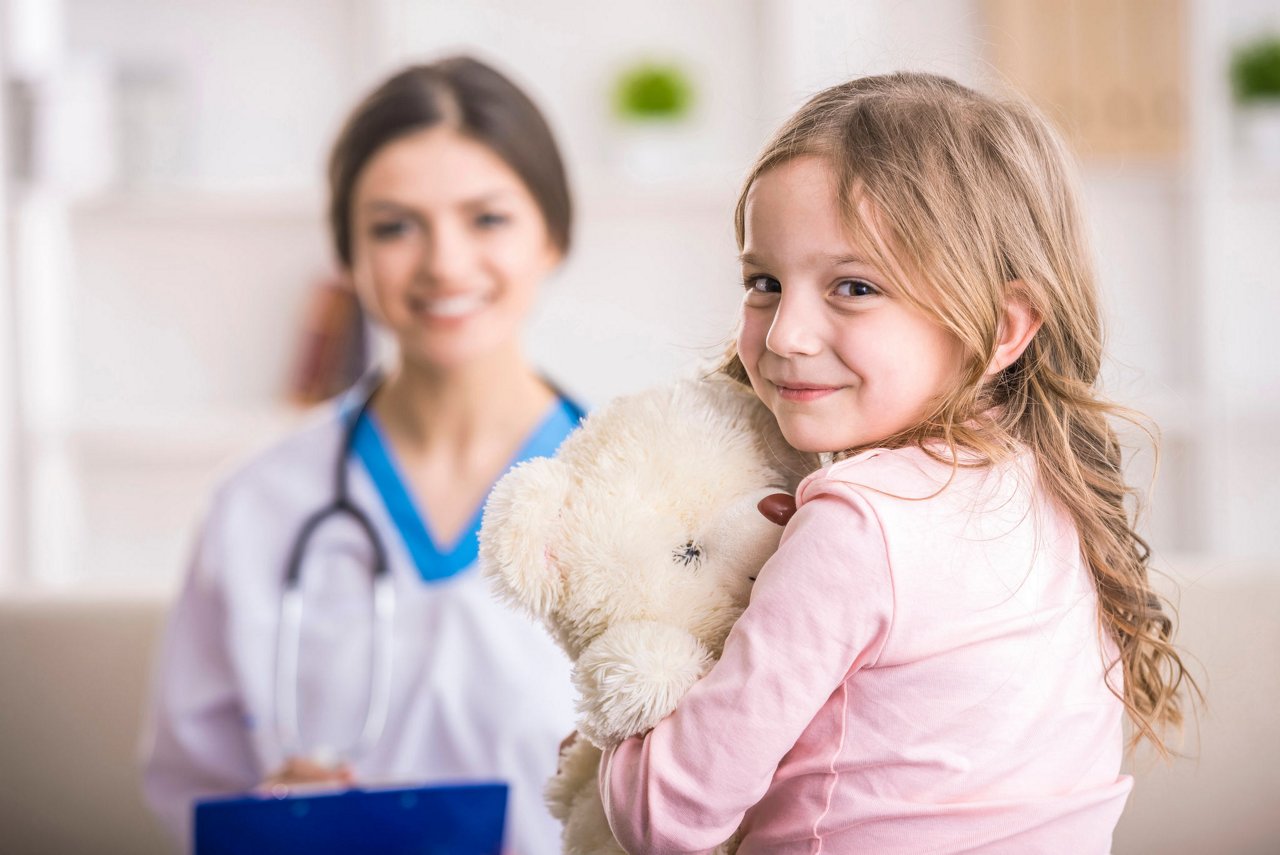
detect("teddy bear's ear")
[478,457,571,619]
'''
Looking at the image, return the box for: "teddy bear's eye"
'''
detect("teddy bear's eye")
[673,541,702,567]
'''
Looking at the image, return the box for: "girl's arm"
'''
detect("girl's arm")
[599,483,894,854]
[140,498,259,848]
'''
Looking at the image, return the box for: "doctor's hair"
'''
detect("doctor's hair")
[721,71,1197,756]
[327,55,572,268]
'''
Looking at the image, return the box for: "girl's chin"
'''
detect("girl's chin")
[774,423,840,455]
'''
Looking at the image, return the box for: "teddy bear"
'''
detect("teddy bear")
[478,374,813,855]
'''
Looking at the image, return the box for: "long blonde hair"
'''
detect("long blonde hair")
[724,72,1195,754]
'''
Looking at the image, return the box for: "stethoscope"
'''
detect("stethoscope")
[272,369,585,763]
[274,371,393,763]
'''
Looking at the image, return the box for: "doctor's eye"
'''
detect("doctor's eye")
[673,541,703,568]
[474,211,511,230]
[370,219,413,241]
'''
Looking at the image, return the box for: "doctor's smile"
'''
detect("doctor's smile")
[406,291,496,322]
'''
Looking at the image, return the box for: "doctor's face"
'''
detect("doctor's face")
[348,128,561,370]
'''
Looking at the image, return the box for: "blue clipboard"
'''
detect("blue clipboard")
[194,781,508,855]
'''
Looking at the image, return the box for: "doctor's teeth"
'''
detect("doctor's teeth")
[421,295,485,317]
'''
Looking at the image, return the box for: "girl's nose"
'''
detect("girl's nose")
[765,292,823,357]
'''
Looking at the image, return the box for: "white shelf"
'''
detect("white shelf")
[27,406,309,460]
[1156,551,1280,586]
[66,186,325,223]
[0,575,177,601]
[1121,389,1280,437]
[1228,166,1280,200]
[1119,390,1203,434]
[56,180,735,223]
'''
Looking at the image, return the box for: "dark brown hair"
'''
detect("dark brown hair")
[328,55,572,268]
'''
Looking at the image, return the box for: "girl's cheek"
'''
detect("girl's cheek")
[738,310,769,345]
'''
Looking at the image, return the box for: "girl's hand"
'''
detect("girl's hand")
[258,756,355,796]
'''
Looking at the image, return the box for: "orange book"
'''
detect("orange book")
[289,279,367,405]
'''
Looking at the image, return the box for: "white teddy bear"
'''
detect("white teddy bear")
[479,375,812,855]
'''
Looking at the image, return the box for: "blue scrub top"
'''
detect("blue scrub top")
[347,394,586,583]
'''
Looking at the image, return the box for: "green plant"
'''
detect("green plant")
[613,62,693,121]
[1231,35,1280,103]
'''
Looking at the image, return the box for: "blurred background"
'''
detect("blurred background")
[0,0,1276,853]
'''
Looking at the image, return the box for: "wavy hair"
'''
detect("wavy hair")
[722,72,1196,754]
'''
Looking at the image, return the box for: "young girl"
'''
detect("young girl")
[599,72,1192,854]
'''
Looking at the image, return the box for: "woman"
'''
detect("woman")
[141,56,583,855]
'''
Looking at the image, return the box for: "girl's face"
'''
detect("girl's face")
[348,127,560,370]
[737,156,964,454]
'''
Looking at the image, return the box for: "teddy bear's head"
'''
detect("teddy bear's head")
[480,376,810,742]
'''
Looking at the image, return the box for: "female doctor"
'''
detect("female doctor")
[141,56,583,855]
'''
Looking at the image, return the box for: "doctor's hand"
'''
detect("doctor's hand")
[259,756,355,795]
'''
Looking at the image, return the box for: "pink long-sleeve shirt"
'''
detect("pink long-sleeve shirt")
[601,444,1132,854]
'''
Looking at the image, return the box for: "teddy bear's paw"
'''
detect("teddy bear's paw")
[562,787,629,855]
[545,738,602,823]
[717,824,747,854]
[574,620,713,746]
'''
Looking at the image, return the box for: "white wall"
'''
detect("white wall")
[65,0,366,190]
[0,0,24,585]
[5,1,1279,575]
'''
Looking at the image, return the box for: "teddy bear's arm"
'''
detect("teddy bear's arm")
[573,620,714,747]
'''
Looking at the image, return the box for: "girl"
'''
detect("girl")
[600,72,1193,854]
[143,57,583,855]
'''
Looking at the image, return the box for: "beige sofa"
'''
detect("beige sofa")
[1112,559,1280,854]
[0,558,1276,855]
[0,591,173,855]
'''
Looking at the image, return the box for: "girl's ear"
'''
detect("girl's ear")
[985,281,1043,377]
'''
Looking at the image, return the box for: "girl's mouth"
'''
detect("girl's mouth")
[775,384,839,402]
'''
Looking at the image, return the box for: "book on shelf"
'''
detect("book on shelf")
[288,277,368,406]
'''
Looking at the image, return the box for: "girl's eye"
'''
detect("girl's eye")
[475,211,510,229]
[370,220,411,240]
[744,275,781,294]
[834,279,878,298]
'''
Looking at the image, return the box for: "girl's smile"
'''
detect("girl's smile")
[772,383,842,402]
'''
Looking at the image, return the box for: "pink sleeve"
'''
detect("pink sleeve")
[599,483,895,854]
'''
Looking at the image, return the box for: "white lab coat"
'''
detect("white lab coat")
[140,405,576,855]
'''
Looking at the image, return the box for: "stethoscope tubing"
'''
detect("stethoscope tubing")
[274,371,394,762]
[271,369,583,762]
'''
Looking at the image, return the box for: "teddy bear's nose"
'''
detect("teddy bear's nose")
[758,493,797,526]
